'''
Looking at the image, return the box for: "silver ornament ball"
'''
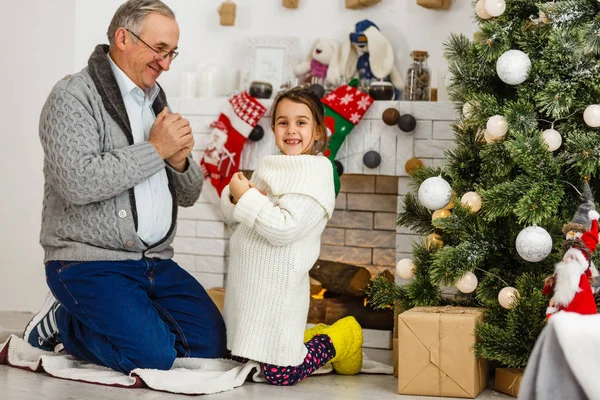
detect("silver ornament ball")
[515,226,552,262]
[496,50,531,85]
[418,176,452,210]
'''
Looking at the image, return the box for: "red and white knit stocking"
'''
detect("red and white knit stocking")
[200,91,267,196]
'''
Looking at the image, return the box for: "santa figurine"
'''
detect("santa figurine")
[544,180,599,318]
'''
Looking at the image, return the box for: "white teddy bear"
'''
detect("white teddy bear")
[293,38,339,86]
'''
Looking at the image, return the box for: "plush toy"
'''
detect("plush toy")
[544,236,597,318]
[337,20,404,97]
[293,38,339,85]
[544,180,600,318]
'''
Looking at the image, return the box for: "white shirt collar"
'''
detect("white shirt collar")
[106,53,160,105]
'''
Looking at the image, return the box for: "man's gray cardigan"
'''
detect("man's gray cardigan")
[39,44,202,262]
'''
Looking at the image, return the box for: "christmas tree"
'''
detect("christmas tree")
[367,0,600,368]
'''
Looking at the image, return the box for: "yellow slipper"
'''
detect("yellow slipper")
[320,316,363,375]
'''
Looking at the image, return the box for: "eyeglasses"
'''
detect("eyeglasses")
[126,28,179,61]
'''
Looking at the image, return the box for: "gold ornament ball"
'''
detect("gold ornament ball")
[396,258,416,280]
[443,190,457,210]
[498,286,520,309]
[456,271,478,294]
[405,157,424,175]
[382,108,400,126]
[460,191,482,212]
[425,233,444,250]
[432,209,452,221]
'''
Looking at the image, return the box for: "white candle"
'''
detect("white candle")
[179,72,197,98]
[197,65,222,98]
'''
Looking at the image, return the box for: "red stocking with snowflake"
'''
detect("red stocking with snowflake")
[200,91,267,196]
[321,79,374,195]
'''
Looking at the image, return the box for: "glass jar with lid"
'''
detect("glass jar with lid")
[405,50,430,101]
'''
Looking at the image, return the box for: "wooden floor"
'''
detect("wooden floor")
[0,365,511,400]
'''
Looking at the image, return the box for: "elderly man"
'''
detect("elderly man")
[23,0,227,373]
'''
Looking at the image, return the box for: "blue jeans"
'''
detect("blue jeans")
[45,259,227,374]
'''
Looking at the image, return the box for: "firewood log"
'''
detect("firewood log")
[310,277,323,296]
[310,260,371,297]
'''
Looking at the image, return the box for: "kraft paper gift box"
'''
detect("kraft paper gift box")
[393,338,398,377]
[392,304,403,377]
[494,368,524,397]
[397,306,488,398]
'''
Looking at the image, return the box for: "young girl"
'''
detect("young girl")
[220,87,363,386]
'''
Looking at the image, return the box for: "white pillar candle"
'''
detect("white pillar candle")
[179,72,197,98]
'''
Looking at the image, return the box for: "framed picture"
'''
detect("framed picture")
[241,36,301,95]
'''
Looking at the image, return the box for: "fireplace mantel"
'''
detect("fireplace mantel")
[169,97,458,176]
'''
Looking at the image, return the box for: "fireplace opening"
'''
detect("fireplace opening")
[308,260,393,331]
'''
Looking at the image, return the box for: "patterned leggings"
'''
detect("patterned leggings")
[262,334,336,386]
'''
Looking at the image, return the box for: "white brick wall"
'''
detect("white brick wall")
[170,97,458,288]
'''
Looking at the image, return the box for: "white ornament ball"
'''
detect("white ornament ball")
[516,225,552,262]
[396,258,415,280]
[486,115,509,138]
[584,105,600,128]
[456,271,478,294]
[498,287,520,309]
[475,0,492,19]
[461,191,482,212]
[463,102,473,119]
[496,50,531,85]
[485,0,506,17]
[541,129,562,151]
[418,176,452,210]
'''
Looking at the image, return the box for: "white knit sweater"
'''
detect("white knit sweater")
[220,155,335,366]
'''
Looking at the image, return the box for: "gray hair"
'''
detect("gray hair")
[107,0,175,47]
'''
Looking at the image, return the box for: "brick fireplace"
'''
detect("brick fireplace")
[323,175,398,277]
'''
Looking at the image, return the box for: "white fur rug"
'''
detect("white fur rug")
[0,335,392,395]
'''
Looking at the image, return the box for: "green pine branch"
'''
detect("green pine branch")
[365,275,405,310]
[475,273,549,368]
[397,193,434,235]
